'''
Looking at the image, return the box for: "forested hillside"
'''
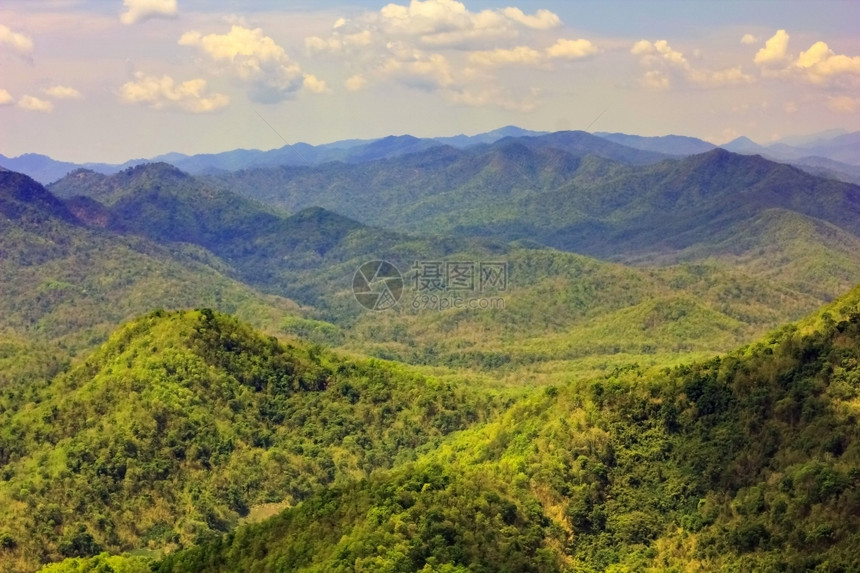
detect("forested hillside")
[0,310,503,572]
[44,285,860,572]
[3,128,860,573]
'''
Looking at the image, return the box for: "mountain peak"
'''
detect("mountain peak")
[0,169,78,223]
[117,161,189,181]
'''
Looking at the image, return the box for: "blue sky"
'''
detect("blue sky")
[1,0,858,162]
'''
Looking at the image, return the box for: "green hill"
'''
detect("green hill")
[58,285,860,573]
[0,310,503,572]
[38,165,840,376]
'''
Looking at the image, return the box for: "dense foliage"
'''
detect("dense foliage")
[3,138,860,573]
[86,294,860,572]
[0,310,503,571]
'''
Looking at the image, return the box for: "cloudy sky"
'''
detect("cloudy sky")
[1,0,859,163]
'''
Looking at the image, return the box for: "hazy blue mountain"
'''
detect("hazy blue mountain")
[497,130,670,164]
[777,128,847,147]
[720,136,768,154]
[434,125,547,147]
[0,153,150,185]
[801,131,860,165]
[720,131,860,166]
[790,156,860,185]
[595,132,716,155]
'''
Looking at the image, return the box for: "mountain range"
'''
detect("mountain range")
[4,126,859,185]
[3,124,860,571]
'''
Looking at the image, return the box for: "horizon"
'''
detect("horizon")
[2,0,859,163]
[2,124,855,167]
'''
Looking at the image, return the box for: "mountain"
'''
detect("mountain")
[434,125,547,147]
[51,284,860,573]
[0,153,84,186]
[0,309,502,571]
[777,128,847,147]
[800,131,860,165]
[719,131,860,167]
[790,156,860,186]
[1,127,552,183]
[203,146,860,287]
[501,130,670,165]
[0,168,78,223]
[41,162,832,378]
[0,154,147,185]
[0,169,306,389]
[595,132,716,155]
[720,135,769,154]
[47,163,487,309]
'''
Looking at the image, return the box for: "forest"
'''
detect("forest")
[1,128,860,572]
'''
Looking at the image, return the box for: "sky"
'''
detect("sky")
[0,0,859,163]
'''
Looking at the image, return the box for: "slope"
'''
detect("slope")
[0,169,304,390]
[0,309,504,572]
[42,164,839,376]
[88,284,860,573]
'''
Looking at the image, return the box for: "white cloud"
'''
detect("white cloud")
[380,52,454,90]
[306,30,373,54]
[468,45,542,67]
[828,95,860,113]
[783,101,798,114]
[45,85,83,99]
[345,74,367,91]
[120,0,178,25]
[444,86,537,112]
[752,30,860,84]
[642,70,670,90]
[741,34,758,45]
[0,24,34,56]
[794,41,860,83]
[0,89,14,105]
[754,29,790,65]
[500,7,561,30]
[546,38,597,60]
[179,25,310,103]
[633,39,752,88]
[302,74,329,94]
[17,95,54,113]
[631,39,688,67]
[688,66,753,87]
[468,38,597,68]
[314,1,562,50]
[119,72,229,112]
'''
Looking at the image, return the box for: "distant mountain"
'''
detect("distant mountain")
[500,130,670,165]
[0,169,303,366]
[201,145,860,306]
[434,125,547,147]
[595,132,716,156]
[0,167,78,223]
[800,131,860,165]
[790,156,860,185]
[6,128,859,185]
[776,128,847,147]
[0,153,83,185]
[44,162,832,372]
[720,136,768,154]
[0,153,147,185]
[720,131,860,166]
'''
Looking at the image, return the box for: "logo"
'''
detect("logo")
[352,260,404,311]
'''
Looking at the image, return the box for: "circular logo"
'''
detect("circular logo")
[352,260,403,311]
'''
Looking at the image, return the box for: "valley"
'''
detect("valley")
[2,126,860,572]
